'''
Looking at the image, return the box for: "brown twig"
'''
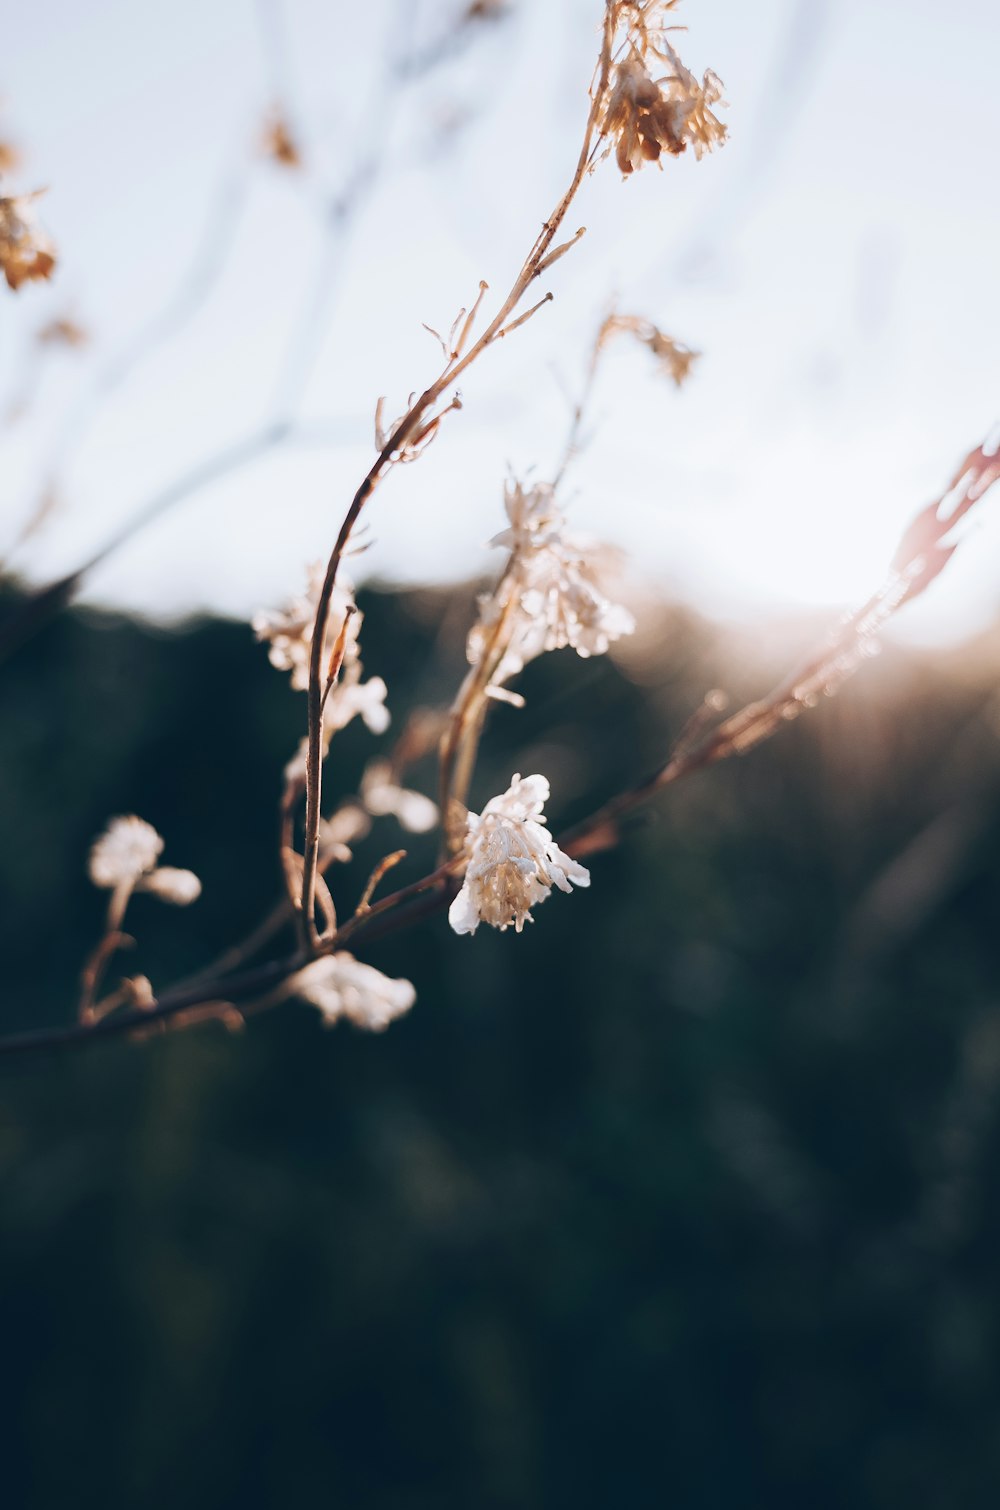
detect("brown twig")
[561,428,1000,855]
[298,6,619,941]
[0,855,465,1060]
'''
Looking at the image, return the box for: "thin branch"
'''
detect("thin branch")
[5,427,995,1062]
[298,6,618,938]
[561,428,1000,856]
[0,856,464,1061]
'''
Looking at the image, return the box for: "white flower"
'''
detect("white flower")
[141,867,202,906]
[328,671,390,736]
[449,773,590,935]
[468,480,635,694]
[294,952,416,1031]
[319,803,372,864]
[254,565,389,734]
[88,816,164,888]
[87,816,201,906]
[361,759,439,834]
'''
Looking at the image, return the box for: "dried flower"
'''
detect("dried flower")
[254,565,389,734]
[600,3,726,176]
[361,759,439,833]
[0,191,56,290]
[89,817,164,889]
[294,952,416,1031]
[449,773,590,935]
[602,313,698,386]
[0,140,20,176]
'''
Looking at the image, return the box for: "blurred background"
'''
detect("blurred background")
[4,1,1000,1507]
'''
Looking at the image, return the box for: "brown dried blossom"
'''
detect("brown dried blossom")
[602,312,699,386]
[0,190,56,290]
[0,139,20,176]
[600,3,726,175]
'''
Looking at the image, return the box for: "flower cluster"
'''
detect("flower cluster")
[88,816,201,904]
[293,952,416,1031]
[449,773,590,935]
[467,479,635,696]
[0,191,56,291]
[254,565,389,735]
[601,3,726,176]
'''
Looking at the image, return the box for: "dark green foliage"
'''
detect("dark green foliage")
[3,587,1000,1509]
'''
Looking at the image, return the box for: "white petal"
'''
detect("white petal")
[448,883,480,936]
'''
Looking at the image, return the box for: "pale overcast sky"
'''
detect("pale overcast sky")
[2,0,999,643]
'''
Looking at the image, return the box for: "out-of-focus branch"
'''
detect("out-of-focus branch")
[561,429,1000,857]
[0,421,348,663]
[0,0,490,651]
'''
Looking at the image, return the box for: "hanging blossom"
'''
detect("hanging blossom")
[293,952,416,1031]
[88,816,201,904]
[361,759,439,834]
[253,565,389,735]
[600,3,727,176]
[0,191,57,291]
[467,479,635,695]
[449,773,590,935]
[601,313,699,387]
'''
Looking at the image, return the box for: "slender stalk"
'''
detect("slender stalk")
[299,9,617,938]
[437,580,519,846]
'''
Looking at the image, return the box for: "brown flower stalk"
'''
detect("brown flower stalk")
[295,2,629,944]
[560,430,1000,855]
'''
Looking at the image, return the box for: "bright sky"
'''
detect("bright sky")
[2,0,999,644]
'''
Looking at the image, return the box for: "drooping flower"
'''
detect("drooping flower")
[253,565,389,734]
[449,773,590,935]
[88,816,201,904]
[601,313,699,387]
[0,191,56,290]
[599,10,727,177]
[361,759,439,834]
[293,952,416,1031]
